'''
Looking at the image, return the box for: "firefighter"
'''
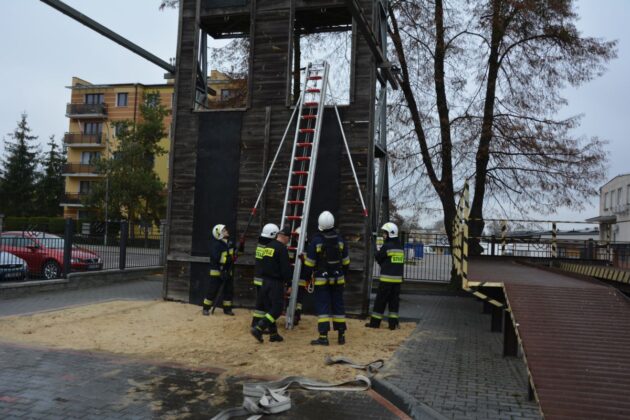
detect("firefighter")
[203,224,236,316]
[250,226,292,343]
[366,222,404,329]
[251,223,279,327]
[303,211,350,346]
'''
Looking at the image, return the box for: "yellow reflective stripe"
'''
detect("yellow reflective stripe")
[298,280,307,287]
[388,313,399,318]
[264,248,275,257]
[380,275,402,283]
[265,313,275,323]
[386,249,404,255]
[255,246,265,259]
[229,249,234,255]
[371,313,383,320]
[253,279,263,286]
[296,303,303,310]
[336,279,346,285]
[210,270,221,276]
[314,279,328,286]
[318,317,331,323]
[220,251,228,264]
[316,244,323,252]
[203,299,212,306]
[342,256,350,266]
[338,242,345,250]
[304,257,316,267]
[253,310,265,318]
[223,301,232,306]
[332,316,346,323]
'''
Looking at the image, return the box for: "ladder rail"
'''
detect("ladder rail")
[285,62,330,329]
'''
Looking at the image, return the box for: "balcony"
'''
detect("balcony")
[62,163,100,176]
[63,133,106,148]
[60,193,90,207]
[66,103,107,119]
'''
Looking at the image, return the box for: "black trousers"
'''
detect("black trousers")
[314,284,346,334]
[255,279,284,333]
[370,281,401,326]
[251,284,265,326]
[203,273,234,310]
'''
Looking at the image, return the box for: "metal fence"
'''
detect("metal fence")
[0,219,165,283]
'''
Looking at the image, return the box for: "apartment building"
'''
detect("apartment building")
[60,77,174,219]
[61,72,246,219]
[586,173,630,242]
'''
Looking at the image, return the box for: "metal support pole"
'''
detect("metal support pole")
[119,221,128,270]
[491,305,503,333]
[63,218,74,278]
[503,311,518,357]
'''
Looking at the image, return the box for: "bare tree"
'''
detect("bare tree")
[387,0,615,261]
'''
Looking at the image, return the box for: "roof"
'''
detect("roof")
[600,173,630,190]
[585,215,617,223]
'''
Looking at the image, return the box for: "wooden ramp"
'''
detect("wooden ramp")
[469,259,630,420]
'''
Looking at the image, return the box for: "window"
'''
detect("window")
[604,192,609,210]
[611,190,616,209]
[114,123,127,137]
[84,122,102,135]
[627,185,630,204]
[79,181,92,194]
[85,93,104,104]
[146,93,160,108]
[116,92,128,107]
[81,152,100,165]
[617,188,623,206]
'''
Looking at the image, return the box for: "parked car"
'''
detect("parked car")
[0,251,28,282]
[0,231,103,280]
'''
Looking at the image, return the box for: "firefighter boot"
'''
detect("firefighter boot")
[388,319,400,330]
[269,325,284,342]
[251,320,266,343]
[294,310,301,326]
[338,332,346,345]
[364,317,381,329]
[310,334,329,346]
[223,307,235,316]
[202,309,210,316]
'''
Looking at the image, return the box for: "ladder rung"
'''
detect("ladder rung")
[295,156,311,161]
[292,171,308,175]
[299,128,315,134]
[288,200,304,204]
[308,76,322,80]
[306,88,321,93]
[286,216,303,220]
[302,115,317,120]
[289,185,306,190]
[297,142,313,147]
[288,246,297,251]
[304,102,318,107]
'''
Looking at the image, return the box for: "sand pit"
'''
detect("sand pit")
[0,300,414,382]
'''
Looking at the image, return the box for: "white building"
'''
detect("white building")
[586,174,630,242]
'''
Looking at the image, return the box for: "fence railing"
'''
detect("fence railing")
[0,219,166,282]
[63,163,99,174]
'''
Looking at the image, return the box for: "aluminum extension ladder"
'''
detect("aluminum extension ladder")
[239,61,367,329]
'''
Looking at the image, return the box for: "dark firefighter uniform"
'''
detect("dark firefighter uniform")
[251,237,292,342]
[304,229,350,344]
[251,236,273,327]
[202,237,236,315]
[367,237,404,329]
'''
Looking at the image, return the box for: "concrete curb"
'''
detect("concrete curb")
[372,376,448,420]
[0,267,162,299]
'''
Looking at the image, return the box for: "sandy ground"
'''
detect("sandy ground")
[0,301,414,382]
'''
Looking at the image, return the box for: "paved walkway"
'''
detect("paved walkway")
[380,294,542,420]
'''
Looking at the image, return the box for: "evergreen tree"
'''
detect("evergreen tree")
[36,136,66,216]
[0,114,40,216]
[84,92,168,227]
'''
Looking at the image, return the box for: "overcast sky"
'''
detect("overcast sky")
[0,0,628,225]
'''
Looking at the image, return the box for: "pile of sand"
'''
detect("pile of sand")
[0,301,414,381]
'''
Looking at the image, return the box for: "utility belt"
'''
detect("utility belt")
[314,271,345,286]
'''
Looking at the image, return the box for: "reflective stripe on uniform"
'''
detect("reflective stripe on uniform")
[263,248,275,257]
[304,257,316,267]
[296,303,303,310]
[379,275,403,283]
[210,269,221,276]
[332,315,346,323]
[298,280,307,287]
[314,276,345,286]
[265,313,275,323]
[342,256,350,266]
[252,310,265,318]
[204,299,212,306]
[388,312,399,319]
[318,315,331,323]
[253,278,263,286]
[387,249,405,264]
[371,312,383,320]
[220,251,228,264]
[223,300,232,307]
[255,246,265,259]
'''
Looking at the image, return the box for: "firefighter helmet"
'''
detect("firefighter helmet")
[318,211,335,231]
[381,222,399,238]
[261,223,279,239]
[212,224,227,240]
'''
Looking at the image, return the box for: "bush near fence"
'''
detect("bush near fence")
[2,217,76,234]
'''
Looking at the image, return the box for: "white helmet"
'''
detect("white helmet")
[212,224,226,240]
[318,211,335,231]
[261,223,279,239]
[295,225,306,240]
[381,222,398,238]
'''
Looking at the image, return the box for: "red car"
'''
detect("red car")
[0,231,102,280]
